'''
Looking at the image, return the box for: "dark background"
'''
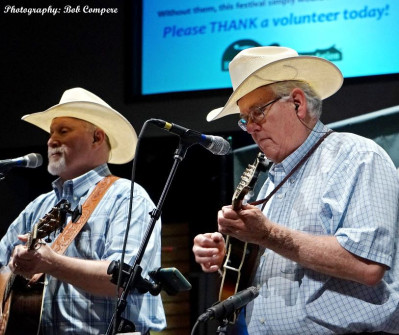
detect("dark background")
[1,0,398,332]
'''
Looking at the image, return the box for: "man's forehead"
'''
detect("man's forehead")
[238,86,275,107]
[50,117,93,129]
[239,85,274,101]
[51,116,92,125]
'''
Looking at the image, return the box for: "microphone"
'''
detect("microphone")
[0,153,43,172]
[149,119,231,155]
[198,286,259,322]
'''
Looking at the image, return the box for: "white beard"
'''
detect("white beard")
[48,148,67,176]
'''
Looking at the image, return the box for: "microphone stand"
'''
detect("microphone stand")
[105,137,196,335]
[0,166,12,181]
[216,320,230,335]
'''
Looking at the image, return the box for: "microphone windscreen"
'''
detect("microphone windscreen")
[26,153,43,168]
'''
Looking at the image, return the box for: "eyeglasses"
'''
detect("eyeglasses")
[238,97,281,131]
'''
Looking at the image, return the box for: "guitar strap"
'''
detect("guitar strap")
[250,130,333,210]
[29,175,119,284]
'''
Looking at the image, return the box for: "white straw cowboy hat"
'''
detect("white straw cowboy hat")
[22,87,137,164]
[207,46,343,121]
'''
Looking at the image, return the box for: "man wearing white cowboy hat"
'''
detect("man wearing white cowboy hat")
[193,46,399,334]
[0,88,166,334]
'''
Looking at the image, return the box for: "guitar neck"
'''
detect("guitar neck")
[26,232,36,251]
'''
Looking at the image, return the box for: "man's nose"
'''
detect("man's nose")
[246,120,261,134]
[47,134,60,147]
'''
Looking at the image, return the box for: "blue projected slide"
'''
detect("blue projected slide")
[140,0,398,95]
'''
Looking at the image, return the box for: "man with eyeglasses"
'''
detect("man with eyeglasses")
[193,46,399,334]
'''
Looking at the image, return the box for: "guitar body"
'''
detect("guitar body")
[219,152,270,316]
[0,268,44,335]
[0,200,71,335]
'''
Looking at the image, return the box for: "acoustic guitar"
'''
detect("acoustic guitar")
[219,152,270,320]
[0,199,71,335]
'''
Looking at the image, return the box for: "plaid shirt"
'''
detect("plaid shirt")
[245,121,399,334]
[0,164,166,334]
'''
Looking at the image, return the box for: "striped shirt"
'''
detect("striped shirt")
[0,164,166,334]
[245,121,399,334]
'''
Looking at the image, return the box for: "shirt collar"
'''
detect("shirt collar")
[270,120,330,178]
[52,163,112,201]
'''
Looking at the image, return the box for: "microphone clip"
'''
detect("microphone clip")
[107,261,191,296]
[108,261,160,295]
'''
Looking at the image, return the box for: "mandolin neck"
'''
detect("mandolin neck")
[232,199,242,211]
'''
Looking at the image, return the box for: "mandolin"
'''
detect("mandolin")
[0,199,71,335]
[219,152,269,320]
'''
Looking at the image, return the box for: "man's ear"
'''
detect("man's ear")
[92,129,106,144]
[291,88,307,119]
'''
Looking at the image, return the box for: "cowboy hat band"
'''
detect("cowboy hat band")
[22,87,137,164]
[207,46,344,121]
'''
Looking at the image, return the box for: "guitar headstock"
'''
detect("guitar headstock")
[26,199,71,250]
[232,152,269,210]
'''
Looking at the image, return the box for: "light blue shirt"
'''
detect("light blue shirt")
[246,121,399,334]
[0,164,166,334]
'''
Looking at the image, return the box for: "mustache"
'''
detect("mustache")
[48,147,65,158]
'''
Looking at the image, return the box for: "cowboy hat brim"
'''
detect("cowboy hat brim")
[207,55,343,121]
[22,101,137,164]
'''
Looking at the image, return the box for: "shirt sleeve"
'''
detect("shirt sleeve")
[330,149,399,267]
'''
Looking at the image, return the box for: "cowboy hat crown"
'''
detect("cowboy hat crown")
[22,87,137,164]
[207,46,343,121]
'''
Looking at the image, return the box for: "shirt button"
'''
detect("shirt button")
[259,318,265,324]
[277,194,283,199]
